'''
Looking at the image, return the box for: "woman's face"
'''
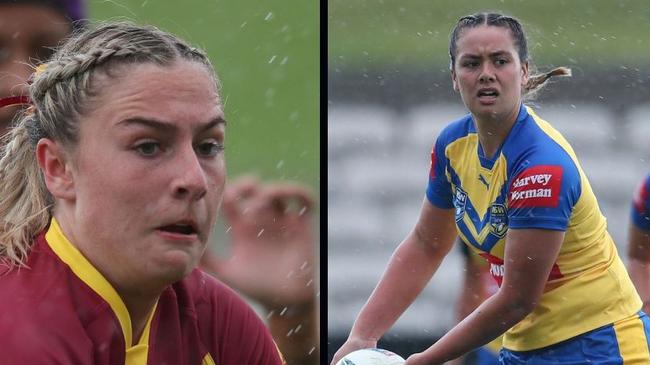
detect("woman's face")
[451,25,529,123]
[55,60,226,290]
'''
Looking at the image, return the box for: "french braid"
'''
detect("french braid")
[0,21,220,267]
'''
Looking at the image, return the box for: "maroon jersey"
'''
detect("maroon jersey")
[0,219,284,365]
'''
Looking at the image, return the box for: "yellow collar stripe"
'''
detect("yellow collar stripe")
[45,218,134,348]
[125,301,157,365]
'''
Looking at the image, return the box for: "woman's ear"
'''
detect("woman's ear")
[451,68,459,92]
[36,138,75,200]
[521,60,529,86]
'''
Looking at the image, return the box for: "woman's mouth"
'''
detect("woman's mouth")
[156,221,199,241]
[477,88,499,104]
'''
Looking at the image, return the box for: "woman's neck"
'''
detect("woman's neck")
[473,105,521,159]
[118,287,160,346]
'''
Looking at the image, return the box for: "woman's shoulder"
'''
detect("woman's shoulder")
[177,270,283,364]
[176,269,258,318]
[505,107,580,168]
[435,112,475,146]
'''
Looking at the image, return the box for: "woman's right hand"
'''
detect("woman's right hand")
[329,337,378,365]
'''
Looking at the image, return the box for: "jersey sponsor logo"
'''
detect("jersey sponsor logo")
[509,165,563,208]
[489,203,508,238]
[453,186,467,222]
[479,252,505,286]
[479,252,564,287]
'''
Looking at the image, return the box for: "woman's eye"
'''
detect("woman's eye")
[135,142,161,156]
[196,141,224,157]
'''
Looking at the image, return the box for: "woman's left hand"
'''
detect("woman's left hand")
[404,352,441,365]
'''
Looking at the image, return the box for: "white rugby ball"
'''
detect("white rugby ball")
[336,348,406,365]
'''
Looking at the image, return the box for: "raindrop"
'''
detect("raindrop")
[280,307,288,316]
[240,21,247,28]
[257,228,265,237]
[268,55,277,64]
[300,261,308,270]
[276,160,285,169]
[280,56,288,65]
[264,12,273,21]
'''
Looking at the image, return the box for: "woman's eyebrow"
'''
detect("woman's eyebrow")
[116,116,227,133]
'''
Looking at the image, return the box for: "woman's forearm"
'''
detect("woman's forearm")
[419,290,530,363]
[350,234,452,341]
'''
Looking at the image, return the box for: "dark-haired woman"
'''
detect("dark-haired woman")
[330,12,648,365]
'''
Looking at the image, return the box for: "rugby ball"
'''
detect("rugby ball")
[335,348,406,365]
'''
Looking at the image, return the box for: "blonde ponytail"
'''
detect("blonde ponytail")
[0,115,51,267]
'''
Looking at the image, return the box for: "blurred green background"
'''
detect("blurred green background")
[329,0,650,70]
[91,0,319,188]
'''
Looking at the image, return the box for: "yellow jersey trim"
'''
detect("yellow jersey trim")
[125,302,157,365]
[202,353,217,365]
[46,218,157,364]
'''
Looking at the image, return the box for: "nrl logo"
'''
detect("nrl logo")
[489,203,508,238]
[454,187,468,222]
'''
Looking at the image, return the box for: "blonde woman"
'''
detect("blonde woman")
[0,22,284,365]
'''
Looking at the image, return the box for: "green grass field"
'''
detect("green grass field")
[329,0,650,70]
[90,0,319,188]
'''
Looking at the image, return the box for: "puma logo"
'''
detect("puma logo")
[478,174,490,189]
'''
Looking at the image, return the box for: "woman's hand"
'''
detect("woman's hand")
[404,352,439,365]
[329,337,377,365]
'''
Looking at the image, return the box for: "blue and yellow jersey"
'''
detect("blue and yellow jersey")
[427,104,642,351]
[632,173,650,231]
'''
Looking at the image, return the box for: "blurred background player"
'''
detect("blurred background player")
[0,1,318,364]
[0,0,85,136]
[628,173,650,314]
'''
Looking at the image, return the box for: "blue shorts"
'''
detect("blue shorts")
[499,311,650,364]
[465,346,499,365]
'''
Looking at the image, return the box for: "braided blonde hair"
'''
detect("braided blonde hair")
[0,21,220,267]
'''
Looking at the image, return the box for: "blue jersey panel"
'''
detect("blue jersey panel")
[501,107,581,231]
